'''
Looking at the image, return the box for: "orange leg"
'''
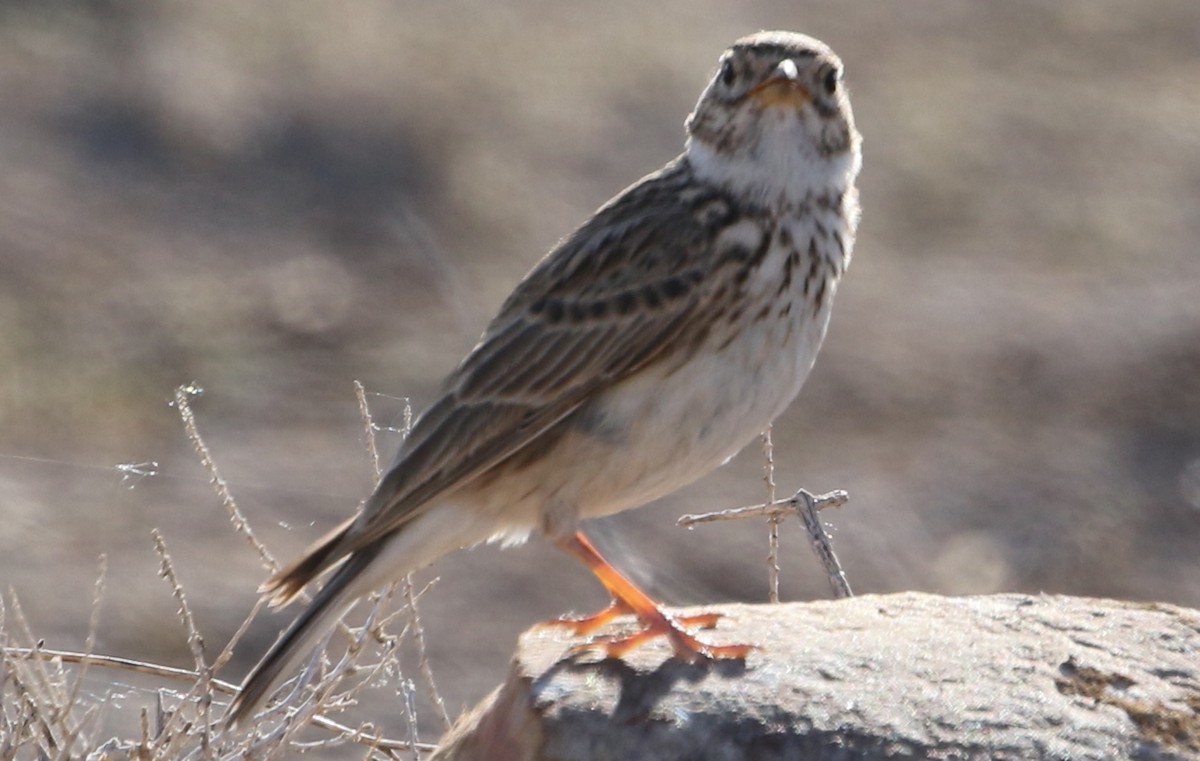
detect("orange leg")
[550,530,752,660]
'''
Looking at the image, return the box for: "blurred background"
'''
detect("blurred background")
[2,0,1198,742]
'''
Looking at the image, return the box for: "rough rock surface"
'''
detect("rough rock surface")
[430,593,1200,760]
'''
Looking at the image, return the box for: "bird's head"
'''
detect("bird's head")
[685,31,861,207]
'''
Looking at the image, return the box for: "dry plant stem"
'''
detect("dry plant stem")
[211,596,266,675]
[151,530,214,756]
[287,604,415,758]
[761,427,780,603]
[308,715,432,754]
[139,707,151,755]
[676,488,848,525]
[174,385,278,573]
[355,379,383,480]
[677,487,853,599]
[58,555,105,739]
[404,581,451,730]
[151,531,207,673]
[5,648,238,693]
[6,593,72,756]
[356,380,450,732]
[796,489,853,599]
[56,559,108,755]
[398,678,422,761]
[307,709,435,753]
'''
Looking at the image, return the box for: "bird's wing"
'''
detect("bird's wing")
[336,160,741,555]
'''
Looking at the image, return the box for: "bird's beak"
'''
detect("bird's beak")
[748,59,811,108]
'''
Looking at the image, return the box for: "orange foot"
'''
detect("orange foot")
[547,599,722,636]
[551,531,754,661]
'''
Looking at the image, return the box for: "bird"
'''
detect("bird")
[228,29,861,724]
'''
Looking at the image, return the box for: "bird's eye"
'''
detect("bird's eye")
[823,67,839,95]
[719,61,736,87]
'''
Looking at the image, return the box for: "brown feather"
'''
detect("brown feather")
[259,513,358,607]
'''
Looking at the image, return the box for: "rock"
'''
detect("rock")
[430,592,1200,760]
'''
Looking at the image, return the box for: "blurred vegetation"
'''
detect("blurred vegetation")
[1,0,1198,743]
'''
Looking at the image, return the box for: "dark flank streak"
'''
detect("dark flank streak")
[749,223,776,267]
[777,247,800,297]
[802,240,820,297]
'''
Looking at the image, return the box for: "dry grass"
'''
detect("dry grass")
[0,384,443,759]
[1,584,438,759]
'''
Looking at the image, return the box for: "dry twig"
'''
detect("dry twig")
[174,384,278,574]
[679,487,853,599]
[761,427,781,603]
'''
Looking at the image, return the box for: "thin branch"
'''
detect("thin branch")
[398,678,422,761]
[355,380,383,482]
[150,530,213,756]
[211,596,266,676]
[404,581,450,730]
[4,591,67,752]
[4,649,232,693]
[678,487,853,599]
[761,427,780,603]
[677,488,848,526]
[151,531,207,674]
[173,384,278,573]
[795,489,853,599]
[314,714,436,755]
[58,555,106,732]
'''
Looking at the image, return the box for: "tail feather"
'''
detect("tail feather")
[226,501,489,724]
[226,544,381,726]
[259,514,358,607]
[228,503,488,728]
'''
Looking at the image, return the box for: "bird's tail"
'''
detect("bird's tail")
[225,503,484,727]
[225,539,381,727]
